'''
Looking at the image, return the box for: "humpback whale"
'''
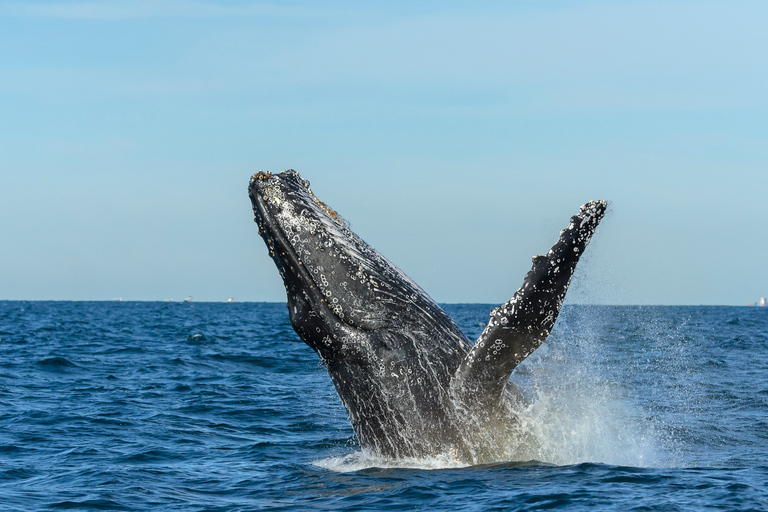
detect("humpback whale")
[249,170,606,464]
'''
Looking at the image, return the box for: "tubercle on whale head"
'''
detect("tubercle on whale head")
[249,170,344,225]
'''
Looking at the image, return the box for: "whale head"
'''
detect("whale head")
[248,170,464,358]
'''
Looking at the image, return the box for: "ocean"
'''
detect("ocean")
[1,301,766,511]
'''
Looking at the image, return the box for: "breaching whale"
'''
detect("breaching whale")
[249,170,606,464]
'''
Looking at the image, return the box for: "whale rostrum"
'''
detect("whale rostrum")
[249,169,606,463]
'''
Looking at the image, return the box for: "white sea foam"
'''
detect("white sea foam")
[313,450,470,472]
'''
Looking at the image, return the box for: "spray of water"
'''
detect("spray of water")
[504,306,663,468]
[316,317,663,472]
[509,348,660,467]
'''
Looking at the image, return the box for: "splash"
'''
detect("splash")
[315,383,661,472]
[504,308,663,468]
[316,312,664,472]
[509,359,660,467]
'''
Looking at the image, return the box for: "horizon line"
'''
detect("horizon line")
[0,299,762,307]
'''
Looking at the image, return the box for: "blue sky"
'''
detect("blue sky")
[1,0,766,304]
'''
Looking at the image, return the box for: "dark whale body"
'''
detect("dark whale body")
[249,170,606,463]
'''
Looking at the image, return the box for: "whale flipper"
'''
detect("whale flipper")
[451,201,607,408]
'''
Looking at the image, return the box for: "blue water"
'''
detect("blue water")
[1,301,767,511]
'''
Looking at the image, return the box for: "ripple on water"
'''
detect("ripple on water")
[0,302,767,511]
[35,357,78,369]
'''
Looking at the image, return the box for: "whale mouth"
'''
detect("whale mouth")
[249,169,368,331]
[248,170,322,300]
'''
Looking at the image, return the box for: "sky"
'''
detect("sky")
[1,0,766,305]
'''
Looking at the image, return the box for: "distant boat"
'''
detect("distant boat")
[182,296,193,303]
[759,297,766,307]
[226,298,234,303]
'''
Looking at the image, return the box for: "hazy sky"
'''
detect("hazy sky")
[1,0,766,304]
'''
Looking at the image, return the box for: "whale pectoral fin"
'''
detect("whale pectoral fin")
[450,201,607,408]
